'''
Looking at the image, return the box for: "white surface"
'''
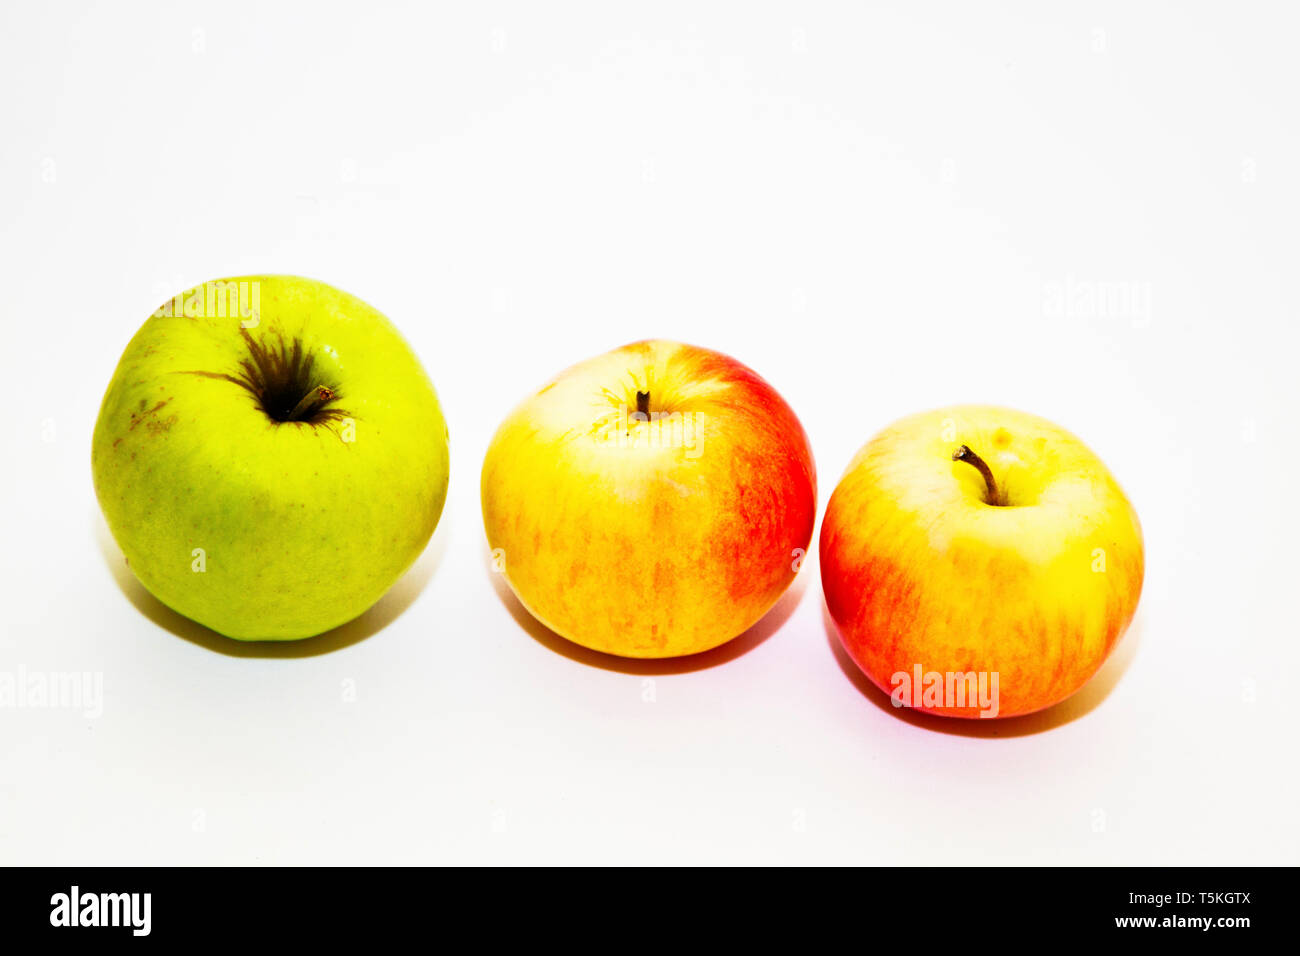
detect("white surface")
[2,0,1297,865]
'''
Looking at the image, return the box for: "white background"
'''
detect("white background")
[2,1,1297,865]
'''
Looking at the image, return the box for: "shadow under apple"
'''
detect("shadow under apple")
[95,510,446,657]
[484,545,806,675]
[821,599,1142,737]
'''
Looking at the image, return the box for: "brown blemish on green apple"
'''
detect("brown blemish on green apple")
[128,399,172,430]
[144,413,179,435]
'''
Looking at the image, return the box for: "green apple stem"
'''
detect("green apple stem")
[952,444,1004,506]
[288,385,336,422]
[635,390,650,420]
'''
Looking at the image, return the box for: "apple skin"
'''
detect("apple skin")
[820,405,1143,718]
[92,275,449,641]
[481,340,816,658]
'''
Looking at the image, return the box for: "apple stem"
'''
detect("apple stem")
[952,444,1004,506]
[288,385,336,422]
[635,390,650,420]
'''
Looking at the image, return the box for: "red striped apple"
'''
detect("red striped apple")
[481,340,816,658]
[820,405,1143,718]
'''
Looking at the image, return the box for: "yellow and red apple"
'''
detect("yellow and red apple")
[820,405,1143,718]
[481,340,816,658]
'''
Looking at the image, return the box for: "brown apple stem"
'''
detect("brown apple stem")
[952,444,1003,505]
[289,385,336,421]
[635,390,651,420]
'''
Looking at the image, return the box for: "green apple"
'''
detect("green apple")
[92,275,449,640]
